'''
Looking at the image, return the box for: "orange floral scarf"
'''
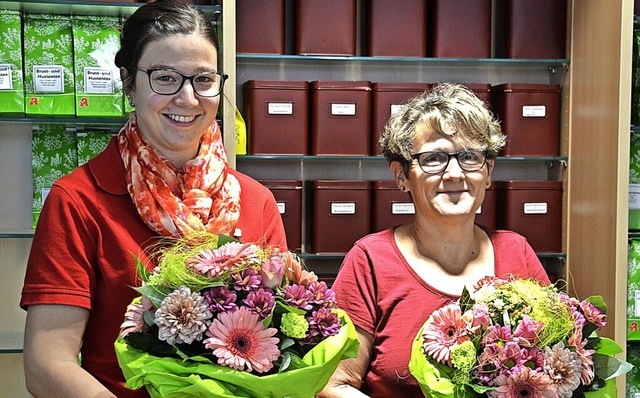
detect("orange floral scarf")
[118,115,241,237]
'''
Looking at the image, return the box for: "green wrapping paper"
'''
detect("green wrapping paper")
[72,16,124,117]
[115,309,359,398]
[24,14,75,116]
[0,10,25,115]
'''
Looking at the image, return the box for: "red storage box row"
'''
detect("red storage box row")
[260,179,562,255]
[237,0,567,59]
[244,80,562,157]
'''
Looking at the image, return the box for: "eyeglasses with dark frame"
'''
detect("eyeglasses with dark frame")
[410,149,488,174]
[136,68,228,97]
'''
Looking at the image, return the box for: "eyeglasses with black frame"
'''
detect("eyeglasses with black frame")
[136,68,228,97]
[410,149,488,174]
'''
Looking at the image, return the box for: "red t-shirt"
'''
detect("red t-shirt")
[20,137,287,398]
[332,227,550,398]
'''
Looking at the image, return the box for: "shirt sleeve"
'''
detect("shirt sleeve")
[332,243,378,335]
[261,191,288,250]
[523,238,551,284]
[21,183,97,310]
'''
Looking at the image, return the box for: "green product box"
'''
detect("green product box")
[76,129,112,166]
[630,134,640,230]
[72,16,124,118]
[0,10,25,115]
[24,14,75,117]
[633,29,640,126]
[629,240,640,341]
[32,124,78,229]
[627,343,640,398]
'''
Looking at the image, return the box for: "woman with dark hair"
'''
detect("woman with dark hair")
[20,1,287,397]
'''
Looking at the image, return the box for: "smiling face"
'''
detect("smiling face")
[396,123,493,223]
[126,33,221,163]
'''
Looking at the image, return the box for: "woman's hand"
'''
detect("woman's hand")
[23,305,116,398]
[317,325,374,398]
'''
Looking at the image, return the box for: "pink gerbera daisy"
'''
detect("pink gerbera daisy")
[186,242,260,279]
[119,296,154,339]
[203,307,280,373]
[422,303,470,365]
[488,367,559,398]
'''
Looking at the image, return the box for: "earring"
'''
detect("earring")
[399,186,406,192]
[127,95,135,107]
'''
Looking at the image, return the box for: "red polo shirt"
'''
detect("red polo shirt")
[20,137,287,398]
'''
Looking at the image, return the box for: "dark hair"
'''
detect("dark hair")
[115,0,219,94]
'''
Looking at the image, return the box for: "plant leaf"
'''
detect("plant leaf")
[592,352,634,380]
[134,285,173,309]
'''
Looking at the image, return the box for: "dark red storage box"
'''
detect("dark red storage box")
[372,180,415,232]
[496,180,563,253]
[259,180,303,252]
[310,81,372,156]
[236,0,285,54]
[475,182,496,230]
[244,80,309,155]
[495,0,567,59]
[371,82,431,155]
[308,180,372,254]
[295,0,357,56]
[367,0,427,57]
[428,0,491,58]
[491,83,562,157]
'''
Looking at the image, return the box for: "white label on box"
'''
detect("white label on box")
[41,187,51,202]
[630,184,640,209]
[522,105,546,118]
[33,65,64,93]
[0,65,13,90]
[277,201,286,214]
[268,102,293,115]
[331,103,356,116]
[390,104,405,115]
[523,202,548,214]
[391,202,415,215]
[331,202,356,215]
[636,291,640,317]
[84,67,114,93]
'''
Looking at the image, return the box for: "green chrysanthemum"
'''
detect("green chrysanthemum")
[491,279,574,347]
[450,340,476,372]
[280,312,309,338]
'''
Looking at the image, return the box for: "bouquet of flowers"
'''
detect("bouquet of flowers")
[114,233,359,398]
[409,276,632,398]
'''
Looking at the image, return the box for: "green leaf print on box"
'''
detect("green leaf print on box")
[630,134,640,230]
[0,10,25,115]
[628,239,640,341]
[32,124,78,229]
[626,343,640,398]
[24,14,75,117]
[73,16,124,117]
[77,129,112,166]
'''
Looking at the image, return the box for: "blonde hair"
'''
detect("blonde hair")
[379,82,505,167]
